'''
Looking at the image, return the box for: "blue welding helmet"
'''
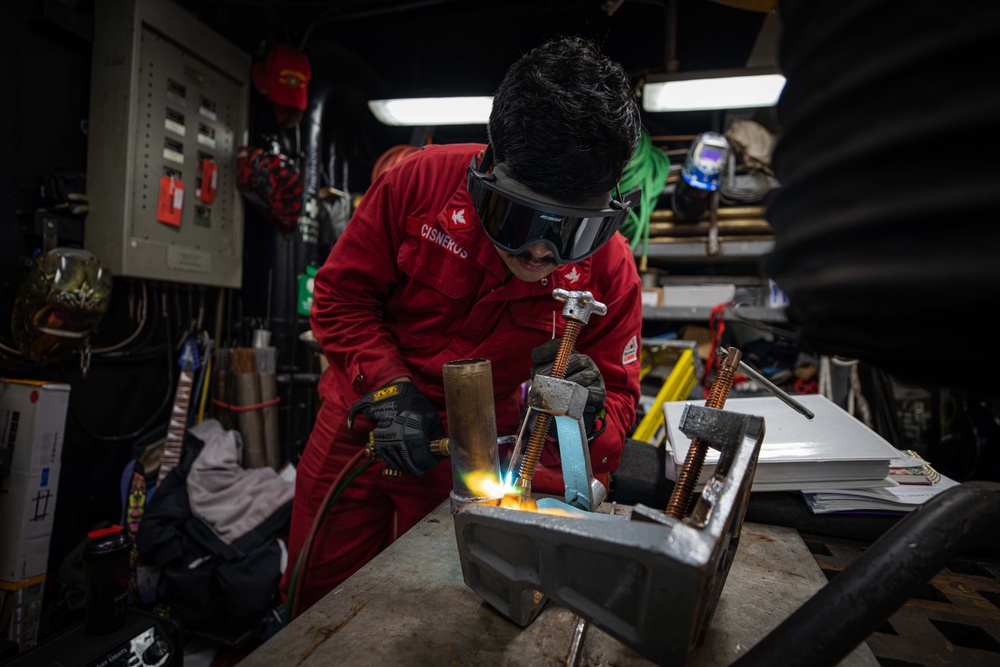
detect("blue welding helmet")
[680,132,730,191]
[672,132,731,220]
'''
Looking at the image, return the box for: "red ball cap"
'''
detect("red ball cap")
[264,42,311,111]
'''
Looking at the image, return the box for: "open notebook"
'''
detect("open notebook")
[662,394,917,492]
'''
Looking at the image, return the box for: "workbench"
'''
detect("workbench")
[241,501,879,666]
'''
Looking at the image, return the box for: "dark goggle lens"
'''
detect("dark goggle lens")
[468,163,628,263]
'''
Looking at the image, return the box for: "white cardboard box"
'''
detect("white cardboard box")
[0,379,70,582]
[640,287,663,307]
[661,284,736,308]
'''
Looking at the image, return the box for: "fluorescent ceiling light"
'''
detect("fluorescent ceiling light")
[643,68,786,112]
[368,97,493,126]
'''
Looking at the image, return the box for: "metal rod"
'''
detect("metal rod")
[565,616,590,667]
[717,347,815,420]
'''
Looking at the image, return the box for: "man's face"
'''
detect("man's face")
[495,241,560,282]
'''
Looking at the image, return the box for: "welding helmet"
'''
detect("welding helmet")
[679,131,729,191]
[671,132,731,220]
[467,151,637,264]
[11,247,113,363]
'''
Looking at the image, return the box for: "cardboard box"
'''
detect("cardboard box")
[0,575,45,651]
[640,286,663,307]
[0,379,70,582]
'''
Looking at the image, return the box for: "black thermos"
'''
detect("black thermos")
[83,525,132,635]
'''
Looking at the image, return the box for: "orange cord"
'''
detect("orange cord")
[210,397,281,412]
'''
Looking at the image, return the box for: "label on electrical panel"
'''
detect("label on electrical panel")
[167,246,212,273]
[157,176,184,226]
[164,118,186,137]
[197,135,216,150]
[163,147,185,165]
[197,158,218,204]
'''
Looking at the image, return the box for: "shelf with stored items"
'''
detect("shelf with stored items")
[622,125,784,324]
[626,158,780,319]
[634,204,774,261]
[643,302,786,323]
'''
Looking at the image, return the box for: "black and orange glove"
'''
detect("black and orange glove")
[348,381,445,476]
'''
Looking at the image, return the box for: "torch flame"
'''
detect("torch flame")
[537,506,581,518]
[461,472,585,517]
[500,493,538,511]
[462,470,506,499]
[496,493,582,517]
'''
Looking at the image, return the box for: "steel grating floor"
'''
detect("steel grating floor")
[802,533,1000,667]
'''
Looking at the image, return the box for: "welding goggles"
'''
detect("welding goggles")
[467,153,638,264]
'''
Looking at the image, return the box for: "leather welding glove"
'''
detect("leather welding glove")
[348,381,445,476]
[530,338,607,439]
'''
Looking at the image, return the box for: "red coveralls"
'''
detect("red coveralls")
[280,143,643,612]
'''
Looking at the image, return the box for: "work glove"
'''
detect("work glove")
[347,381,445,476]
[530,339,607,439]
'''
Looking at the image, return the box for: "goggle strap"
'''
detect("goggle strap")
[479,145,494,173]
[621,187,642,211]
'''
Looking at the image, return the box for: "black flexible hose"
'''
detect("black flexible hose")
[733,481,1000,667]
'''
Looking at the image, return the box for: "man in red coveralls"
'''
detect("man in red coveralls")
[281,35,645,614]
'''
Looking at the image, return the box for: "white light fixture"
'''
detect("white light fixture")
[642,66,785,112]
[368,96,493,126]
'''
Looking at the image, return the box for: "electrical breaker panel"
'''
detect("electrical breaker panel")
[86,0,249,288]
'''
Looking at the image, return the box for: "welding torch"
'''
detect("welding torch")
[363,411,515,477]
[359,410,452,477]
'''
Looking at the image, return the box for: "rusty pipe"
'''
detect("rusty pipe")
[443,358,502,513]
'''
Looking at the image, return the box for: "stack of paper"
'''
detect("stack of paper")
[662,394,916,492]
[802,474,959,514]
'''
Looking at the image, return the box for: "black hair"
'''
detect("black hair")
[487,34,641,202]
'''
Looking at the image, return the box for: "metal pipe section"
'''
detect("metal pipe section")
[442,359,501,513]
[733,481,1000,667]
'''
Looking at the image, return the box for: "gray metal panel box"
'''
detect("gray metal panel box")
[86,0,249,288]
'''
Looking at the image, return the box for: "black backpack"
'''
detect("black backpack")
[135,435,291,644]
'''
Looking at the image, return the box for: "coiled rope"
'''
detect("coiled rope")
[619,128,671,271]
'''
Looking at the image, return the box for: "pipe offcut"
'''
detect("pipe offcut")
[442,358,502,513]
